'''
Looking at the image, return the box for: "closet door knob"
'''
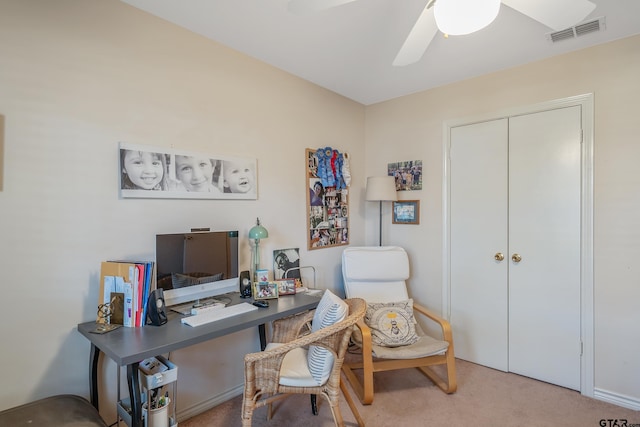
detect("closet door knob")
[512,253,522,263]
[494,252,504,261]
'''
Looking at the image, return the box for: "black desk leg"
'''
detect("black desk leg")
[89,344,100,410]
[127,362,142,427]
[311,395,318,415]
[259,324,267,351]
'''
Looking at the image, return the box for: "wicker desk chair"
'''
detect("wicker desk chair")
[242,297,366,427]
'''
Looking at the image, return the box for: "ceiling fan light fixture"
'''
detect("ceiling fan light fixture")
[434,0,501,36]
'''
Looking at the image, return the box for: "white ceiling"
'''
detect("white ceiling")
[120,0,640,105]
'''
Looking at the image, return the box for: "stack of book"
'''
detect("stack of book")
[98,260,155,327]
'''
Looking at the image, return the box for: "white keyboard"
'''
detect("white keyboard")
[181,302,258,327]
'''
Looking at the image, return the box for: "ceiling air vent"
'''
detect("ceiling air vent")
[546,16,606,43]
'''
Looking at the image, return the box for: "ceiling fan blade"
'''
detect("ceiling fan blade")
[287,0,360,15]
[393,4,438,67]
[502,0,596,31]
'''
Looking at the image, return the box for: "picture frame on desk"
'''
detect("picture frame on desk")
[254,282,278,300]
[275,279,296,296]
[256,269,269,283]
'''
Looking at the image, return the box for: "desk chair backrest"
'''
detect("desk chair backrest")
[342,246,410,303]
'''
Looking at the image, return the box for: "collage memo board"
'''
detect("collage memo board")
[306,148,350,250]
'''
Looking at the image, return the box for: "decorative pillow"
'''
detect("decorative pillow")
[365,299,419,347]
[171,272,224,288]
[307,290,349,385]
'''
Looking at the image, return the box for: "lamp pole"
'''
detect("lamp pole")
[378,200,383,246]
[252,238,260,283]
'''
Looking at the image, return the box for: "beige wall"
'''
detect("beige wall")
[365,35,640,407]
[1,0,638,421]
[0,0,365,420]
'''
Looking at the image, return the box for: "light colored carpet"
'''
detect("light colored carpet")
[179,358,638,427]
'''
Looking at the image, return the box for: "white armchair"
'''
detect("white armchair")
[341,246,457,404]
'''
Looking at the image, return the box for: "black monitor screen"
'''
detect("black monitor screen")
[155,231,239,291]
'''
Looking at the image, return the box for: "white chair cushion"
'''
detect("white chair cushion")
[349,319,449,359]
[307,290,348,385]
[265,343,318,387]
[371,332,449,359]
[342,247,410,302]
[342,246,410,281]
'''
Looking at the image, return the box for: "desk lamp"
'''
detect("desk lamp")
[365,176,398,246]
[249,217,269,282]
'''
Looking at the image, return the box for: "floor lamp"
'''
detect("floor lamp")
[365,176,398,246]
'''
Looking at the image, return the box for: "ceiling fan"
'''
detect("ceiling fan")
[287,0,597,66]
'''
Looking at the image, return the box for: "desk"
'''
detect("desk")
[77,292,321,427]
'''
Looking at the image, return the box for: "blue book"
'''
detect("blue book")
[141,262,154,324]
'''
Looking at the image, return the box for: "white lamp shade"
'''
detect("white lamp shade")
[366,176,398,201]
[434,0,501,36]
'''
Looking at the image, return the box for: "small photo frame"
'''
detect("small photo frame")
[276,279,296,296]
[388,160,422,191]
[254,281,279,300]
[392,200,420,225]
[256,269,269,283]
[273,248,300,281]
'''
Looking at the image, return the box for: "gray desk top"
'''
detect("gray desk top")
[77,292,321,365]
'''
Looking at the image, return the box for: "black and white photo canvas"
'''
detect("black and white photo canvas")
[273,248,300,281]
[119,142,257,200]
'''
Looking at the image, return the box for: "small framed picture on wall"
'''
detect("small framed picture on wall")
[392,200,420,225]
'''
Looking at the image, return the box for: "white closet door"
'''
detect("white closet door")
[450,118,509,371]
[508,106,582,390]
[449,106,582,390]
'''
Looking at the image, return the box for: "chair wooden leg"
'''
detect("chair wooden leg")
[267,402,273,420]
[342,365,369,405]
[361,365,374,404]
[416,351,457,394]
[341,364,374,405]
[340,377,365,427]
[241,406,254,427]
[325,394,345,427]
[241,395,255,426]
[445,350,458,393]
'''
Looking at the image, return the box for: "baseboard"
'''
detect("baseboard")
[174,384,244,423]
[594,388,640,411]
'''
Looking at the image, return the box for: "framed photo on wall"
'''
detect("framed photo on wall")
[388,160,422,191]
[119,142,257,200]
[392,200,420,225]
[306,148,350,250]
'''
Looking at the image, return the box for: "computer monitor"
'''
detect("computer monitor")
[156,230,239,307]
